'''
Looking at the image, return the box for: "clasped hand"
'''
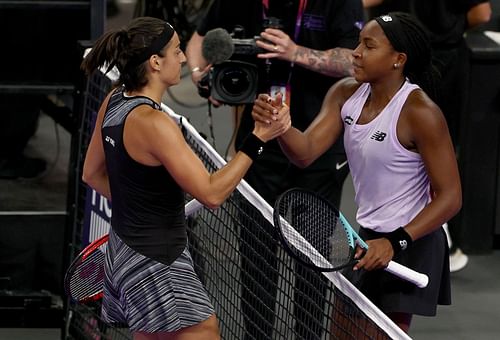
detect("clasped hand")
[252,92,291,141]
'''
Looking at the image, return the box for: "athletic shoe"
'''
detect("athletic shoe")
[450,248,468,272]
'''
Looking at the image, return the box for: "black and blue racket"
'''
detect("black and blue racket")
[274,188,428,288]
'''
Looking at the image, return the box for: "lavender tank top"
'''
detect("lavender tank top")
[341,81,431,232]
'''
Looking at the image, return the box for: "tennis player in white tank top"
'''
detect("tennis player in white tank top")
[341,80,430,234]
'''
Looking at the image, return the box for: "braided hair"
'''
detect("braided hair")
[81,17,175,91]
[374,12,440,101]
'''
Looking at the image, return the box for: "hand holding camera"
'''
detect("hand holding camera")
[256,28,299,63]
[194,65,223,107]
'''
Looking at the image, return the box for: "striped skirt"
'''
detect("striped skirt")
[101,228,215,333]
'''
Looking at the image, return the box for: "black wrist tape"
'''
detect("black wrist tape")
[385,227,413,255]
[240,133,265,161]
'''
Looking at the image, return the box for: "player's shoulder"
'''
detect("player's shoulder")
[328,77,363,101]
[402,88,446,133]
[404,88,441,119]
[128,104,172,131]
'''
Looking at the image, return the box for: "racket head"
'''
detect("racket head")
[64,234,109,303]
[274,188,356,271]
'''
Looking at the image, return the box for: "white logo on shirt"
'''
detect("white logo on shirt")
[105,135,115,147]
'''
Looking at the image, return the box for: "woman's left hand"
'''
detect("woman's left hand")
[252,92,291,141]
[252,92,287,124]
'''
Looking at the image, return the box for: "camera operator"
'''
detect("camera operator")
[186,1,363,339]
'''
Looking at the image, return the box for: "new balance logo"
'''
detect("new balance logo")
[344,116,354,125]
[105,135,116,147]
[399,240,408,250]
[371,131,387,142]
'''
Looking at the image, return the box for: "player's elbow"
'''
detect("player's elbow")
[198,193,224,210]
[467,4,492,27]
[82,166,104,191]
[447,186,462,218]
[476,7,492,24]
[204,200,222,210]
[82,169,96,188]
[451,191,462,216]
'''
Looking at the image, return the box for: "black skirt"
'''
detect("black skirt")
[343,226,451,316]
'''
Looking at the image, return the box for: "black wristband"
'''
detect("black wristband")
[240,133,265,161]
[385,227,413,255]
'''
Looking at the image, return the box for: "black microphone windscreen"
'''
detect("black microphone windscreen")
[202,28,234,65]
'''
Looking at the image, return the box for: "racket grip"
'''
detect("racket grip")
[385,261,429,288]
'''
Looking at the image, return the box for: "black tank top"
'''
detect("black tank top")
[101,86,186,265]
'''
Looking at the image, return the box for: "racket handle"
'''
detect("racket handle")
[385,261,429,288]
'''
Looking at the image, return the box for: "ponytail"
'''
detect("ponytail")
[80,17,175,92]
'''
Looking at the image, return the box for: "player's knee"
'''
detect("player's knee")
[197,314,220,339]
[172,314,220,340]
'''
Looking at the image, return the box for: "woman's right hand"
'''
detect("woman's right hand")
[252,92,291,142]
[252,93,283,124]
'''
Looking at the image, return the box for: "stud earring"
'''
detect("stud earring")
[393,63,399,69]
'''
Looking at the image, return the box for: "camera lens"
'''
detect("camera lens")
[211,61,258,104]
[220,68,250,96]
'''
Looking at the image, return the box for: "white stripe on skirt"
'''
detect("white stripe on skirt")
[101,229,215,333]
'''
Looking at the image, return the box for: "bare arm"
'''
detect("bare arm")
[185,31,221,105]
[82,92,112,200]
[252,78,357,166]
[292,46,354,78]
[125,106,290,209]
[400,92,462,241]
[256,28,354,78]
[185,31,209,84]
[467,2,492,28]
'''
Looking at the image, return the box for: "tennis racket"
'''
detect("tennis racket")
[64,199,205,303]
[273,188,429,288]
[64,233,109,303]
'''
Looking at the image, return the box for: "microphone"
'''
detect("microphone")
[202,28,234,65]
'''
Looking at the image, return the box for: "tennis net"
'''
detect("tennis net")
[65,67,411,340]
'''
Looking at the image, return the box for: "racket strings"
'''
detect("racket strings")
[278,192,353,270]
[67,249,106,302]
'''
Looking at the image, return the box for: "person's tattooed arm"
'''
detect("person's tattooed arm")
[292,46,354,78]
